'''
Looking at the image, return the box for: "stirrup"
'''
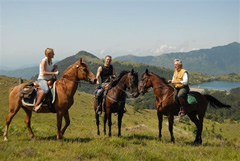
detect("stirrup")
[178,111,185,117]
[33,103,42,113]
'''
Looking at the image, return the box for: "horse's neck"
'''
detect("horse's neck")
[112,75,127,97]
[60,66,78,96]
[151,75,173,98]
[117,75,127,90]
[62,65,77,81]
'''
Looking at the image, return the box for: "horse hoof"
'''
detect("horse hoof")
[4,137,8,141]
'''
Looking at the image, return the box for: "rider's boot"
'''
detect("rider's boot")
[33,92,46,113]
[178,97,185,117]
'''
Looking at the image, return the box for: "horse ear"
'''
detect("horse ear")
[131,69,134,74]
[80,58,85,65]
[145,69,149,75]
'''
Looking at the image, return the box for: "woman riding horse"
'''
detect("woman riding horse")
[4,58,96,141]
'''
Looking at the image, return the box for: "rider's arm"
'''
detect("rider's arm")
[180,72,189,85]
[96,66,102,85]
[112,66,117,78]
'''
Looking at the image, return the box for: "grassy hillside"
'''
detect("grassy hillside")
[0,76,239,161]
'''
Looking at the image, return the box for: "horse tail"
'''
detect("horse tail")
[204,94,231,109]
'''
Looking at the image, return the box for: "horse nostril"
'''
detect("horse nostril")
[94,79,97,83]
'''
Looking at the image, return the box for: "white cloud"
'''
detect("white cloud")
[99,49,106,56]
[152,44,177,54]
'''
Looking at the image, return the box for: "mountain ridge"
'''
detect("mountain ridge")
[115,42,240,75]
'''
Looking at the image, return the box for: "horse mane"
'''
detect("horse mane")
[61,60,88,78]
[62,64,75,78]
[149,72,169,85]
[111,70,129,87]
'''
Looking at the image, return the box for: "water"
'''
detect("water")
[190,81,240,91]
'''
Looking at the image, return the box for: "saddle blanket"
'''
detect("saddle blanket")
[21,82,56,107]
[187,93,197,104]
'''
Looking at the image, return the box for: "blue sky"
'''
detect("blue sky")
[0,0,239,69]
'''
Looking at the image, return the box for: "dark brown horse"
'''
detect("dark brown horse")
[3,58,96,141]
[138,69,231,144]
[94,69,139,137]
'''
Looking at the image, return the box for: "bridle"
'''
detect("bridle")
[105,72,138,102]
[140,73,176,109]
[62,64,89,87]
[139,75,151,94]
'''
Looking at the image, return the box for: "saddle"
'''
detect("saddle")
[170,85,197,105]
[20,80,57,113]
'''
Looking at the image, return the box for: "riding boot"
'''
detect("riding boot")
[178,97,185,117]
[33,92,46,113]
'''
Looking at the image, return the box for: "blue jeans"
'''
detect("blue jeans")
[38,79,49,94]
[96,83,108,96]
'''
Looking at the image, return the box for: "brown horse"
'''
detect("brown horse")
[3,58,96,141]
[138,69,231,144]
[94,69,139,137]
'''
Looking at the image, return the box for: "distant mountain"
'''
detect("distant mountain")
[0,51,98,79]
[1,49,239,94]
[0,66,39,79]
[115,42,240,75]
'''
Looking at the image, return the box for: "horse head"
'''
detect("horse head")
[138,69,152,95]
[126,69,139,98]
[76,58,96,84]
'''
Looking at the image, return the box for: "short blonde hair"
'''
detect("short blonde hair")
[174,59,182,65]
[45,48,54,57]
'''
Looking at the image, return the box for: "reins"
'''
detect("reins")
[62,64,82,87]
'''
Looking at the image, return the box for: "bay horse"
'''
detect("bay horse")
[138,69,231,144]
[3,58,96,141]
[94,69,139,137]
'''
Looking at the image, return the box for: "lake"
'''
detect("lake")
[190,81,240,91]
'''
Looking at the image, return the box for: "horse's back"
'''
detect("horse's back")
[8,83,27,110]
[188,91,208,111]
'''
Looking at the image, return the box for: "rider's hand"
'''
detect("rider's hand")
[55,71,60,75]
[96,84,101,89]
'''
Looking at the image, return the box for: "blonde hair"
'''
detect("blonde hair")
[174,59,182,65]
[45,48,54,57]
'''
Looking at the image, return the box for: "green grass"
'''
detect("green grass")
[0,75,239,161]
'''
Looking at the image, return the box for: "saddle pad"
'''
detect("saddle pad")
[187,93,197,104]
[22,82,56,106]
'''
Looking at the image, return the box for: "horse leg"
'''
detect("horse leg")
[61,111,70,136]
[108,113,112,137]
[188,112,202,144]
[117,112,123,137]
[96,113,100,135]
[3,102,21,141]
[56,112,63,140]
[197,114,204,144]
[168,115,175,143]
[103,112,107,135]
[22,108,34,139]
[157,111,163,140]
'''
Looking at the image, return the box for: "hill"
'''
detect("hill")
[0,75,239,160]
[115,42,240,75]
[1,50,240,94]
